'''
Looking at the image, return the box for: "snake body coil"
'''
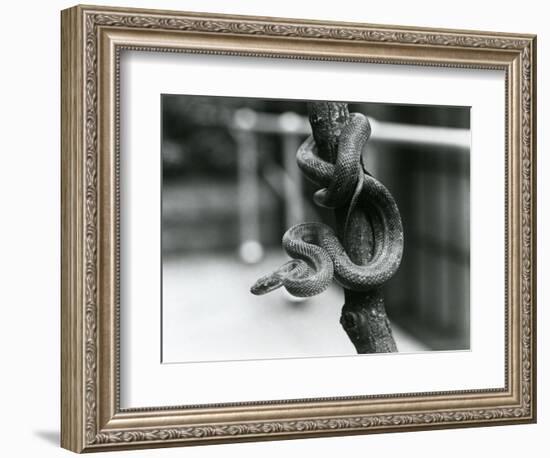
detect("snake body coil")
[250,113,403,298]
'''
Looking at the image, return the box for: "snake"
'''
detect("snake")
[250,112,403,298]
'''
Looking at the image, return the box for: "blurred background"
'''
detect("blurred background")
[161,95,470,363]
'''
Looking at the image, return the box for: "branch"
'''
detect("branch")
[307,101,397,353]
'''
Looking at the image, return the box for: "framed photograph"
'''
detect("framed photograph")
[61,4,537,453]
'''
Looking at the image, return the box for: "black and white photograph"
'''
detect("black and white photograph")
[161,95,470,363]
[56,3,537,453]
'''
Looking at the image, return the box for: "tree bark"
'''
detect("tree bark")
[307,101,397,353]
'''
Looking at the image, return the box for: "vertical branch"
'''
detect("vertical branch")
[307,101,397,353]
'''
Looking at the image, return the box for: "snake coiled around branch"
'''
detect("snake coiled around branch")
[250,112,403,298]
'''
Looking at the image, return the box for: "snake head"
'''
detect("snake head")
[250,274,284,296]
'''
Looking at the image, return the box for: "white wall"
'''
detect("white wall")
[0,0,545,456]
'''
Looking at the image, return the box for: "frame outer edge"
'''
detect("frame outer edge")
[528,36,537,423]
[61,5,86,453]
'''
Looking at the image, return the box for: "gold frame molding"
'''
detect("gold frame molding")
[61,4,537,453]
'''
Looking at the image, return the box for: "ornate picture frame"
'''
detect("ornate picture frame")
[61,4,536,453]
